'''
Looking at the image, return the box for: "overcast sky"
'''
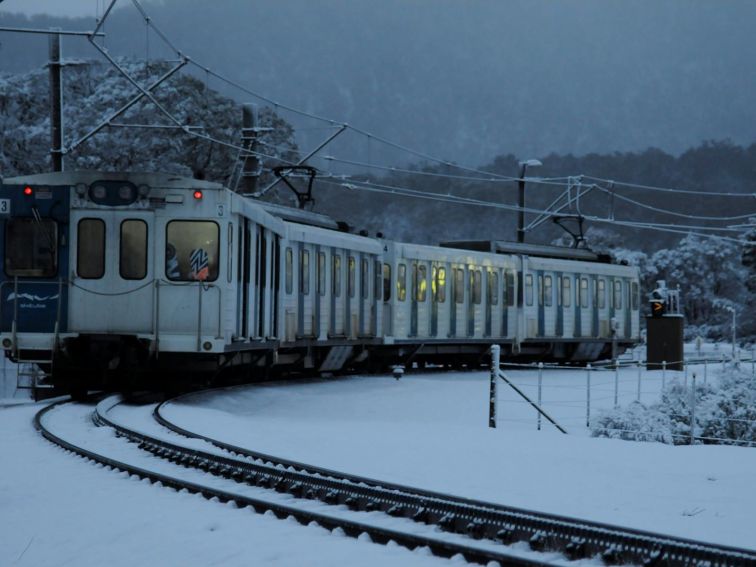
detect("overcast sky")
[0,0,110,19]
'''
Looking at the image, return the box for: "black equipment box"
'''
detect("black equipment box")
[646,315,684,371]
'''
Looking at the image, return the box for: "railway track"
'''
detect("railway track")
[37,396,756,566]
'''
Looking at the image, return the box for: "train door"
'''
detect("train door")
[69,210,155,334]
[297,242,315,338]
[253,226,278,339]
[0,184,70,336]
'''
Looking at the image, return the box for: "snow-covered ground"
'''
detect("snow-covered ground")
[162,362,756,551]
[0,402,460,567]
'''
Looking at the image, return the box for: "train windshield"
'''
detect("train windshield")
[5,218,58,277]
[165,220,219,282]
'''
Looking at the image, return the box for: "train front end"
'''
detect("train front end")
[1,170,229,396]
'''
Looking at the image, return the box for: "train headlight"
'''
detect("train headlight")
[91,185,107,200]
[118,185,134,200]
[137,184,151,198]
[75,183,88,197]
[2,338,12,348]
[202,341,212,351]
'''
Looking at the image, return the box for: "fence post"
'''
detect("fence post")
[586,363,591,428]
[614,360,619,408]
[662,360,666,390]
[636,362,642,402]
[690,372,697,445]
[537,362,543,431]
[489,345,500,428]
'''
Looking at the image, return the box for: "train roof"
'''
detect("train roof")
[256,201,341,230]
[439,240,612,263]
[3,170,224,190]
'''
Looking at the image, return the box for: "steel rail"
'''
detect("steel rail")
[135,396,756,566]
[34,399,552,566]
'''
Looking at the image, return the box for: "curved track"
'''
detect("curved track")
[36,396,756,566]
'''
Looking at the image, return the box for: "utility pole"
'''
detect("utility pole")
[240,103,261,194]
[48,29,64,172]
[516,159,541,243]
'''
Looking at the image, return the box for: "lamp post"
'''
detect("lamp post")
[517,159,542,243]
[726,306,737,364]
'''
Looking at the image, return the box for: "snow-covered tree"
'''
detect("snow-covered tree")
[0,61,298,184]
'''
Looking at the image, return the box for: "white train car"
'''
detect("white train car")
[0,170,641,395]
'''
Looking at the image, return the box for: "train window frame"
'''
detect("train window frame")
[285,248,293,294]
[318,252,326,296]
[562,276,571,307]
[300,249,310,295]
[506,270,515,307]
[165,220,219,282]
[580,277,589,308]
[383,263,392,301]
[374,260,382,300]
[416,263,427,302]
[348,256,356,298]
[525,274,534,306]
[544,275,553,307]
[77,218,105,279]
[361,258,369,300]
[454,268,464,304]
[488,270,499,306]
[5,217,59,278]
[397,263,407,302]
[332,254,342,297]
[614,280,623,309]
[472,269,482,305]
[631,281,639,310]
[597,279,606,309]
[119,219,148,280]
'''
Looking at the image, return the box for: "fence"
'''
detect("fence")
[488,345,756,447]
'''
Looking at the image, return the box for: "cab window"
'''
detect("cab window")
[77,218,104,279]
[166,220,219,281]
[6,218,58,277]
[120,219,147,280]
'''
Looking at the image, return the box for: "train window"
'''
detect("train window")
[348,256,356,298]
[434,266,446,303]
[318,252,326,296]
[488,270,499,305]
[525,274,534,306]
[631,281,639,310]
[383,263,391,301]
[537,275,543,306]
[397,263,406,301]
[165,221,219,281]
[300,249,310,295]
[580,277,589,308]
[120,219,148,280]
[544,275,553,307]
[362,259,369,299]
[614,280,622,309]
[375,260,382,300]
[77,218,105,279]
[506,271,515,307]
[415,264,427,301]
[472,269,482,304]
[562,276,571,307]
[597,279,606,309]
[227,223,233,283]
[285,248,293,294]
[332,254,342,297]
[6,218,58,277]
[556,276,562,307]
[454,268,464,304]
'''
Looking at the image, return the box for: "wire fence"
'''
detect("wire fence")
[488,345,756,447]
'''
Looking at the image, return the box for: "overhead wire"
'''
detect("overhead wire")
[584,175,756,199]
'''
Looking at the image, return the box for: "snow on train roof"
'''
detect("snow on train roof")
[4,170,224,190]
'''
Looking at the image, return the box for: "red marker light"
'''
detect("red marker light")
[23,186,33,196]
[193,190,203,200]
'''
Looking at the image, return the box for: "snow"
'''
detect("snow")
[0,403,460,567]
[162,364,756,551]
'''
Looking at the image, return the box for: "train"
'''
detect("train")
[0,170,641,396]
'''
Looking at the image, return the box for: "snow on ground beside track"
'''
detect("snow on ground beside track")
[0,404,456,567]
[164,366,756,551]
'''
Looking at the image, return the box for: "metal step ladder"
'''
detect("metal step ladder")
[15,354,55,400]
